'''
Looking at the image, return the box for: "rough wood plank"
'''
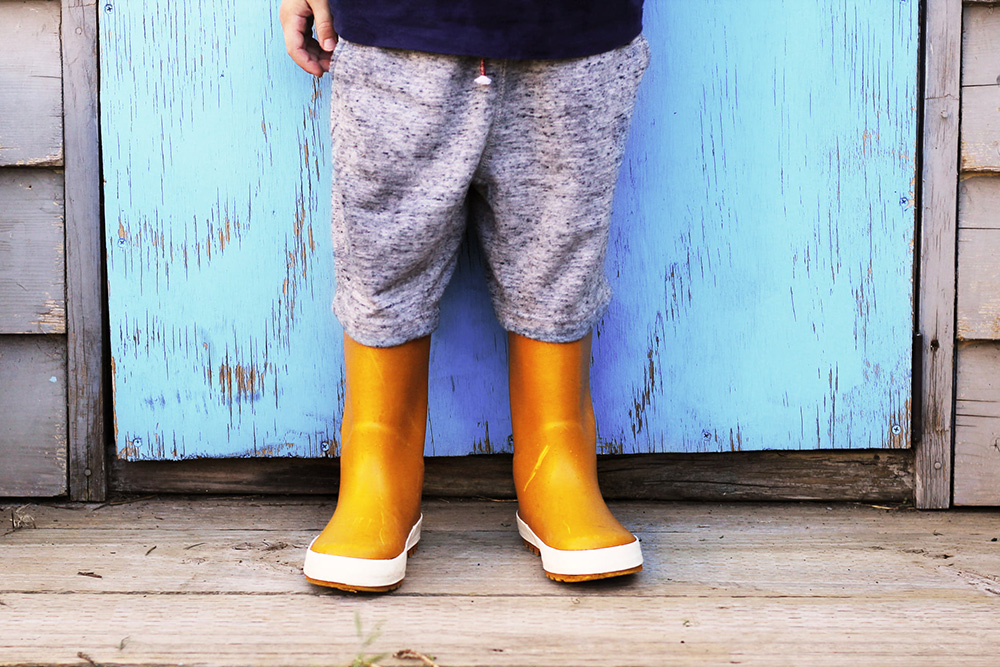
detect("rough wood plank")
[110,450,914,502]
[955,176,1000,340]
[956,226,1000,340]
[954,341,1000,505]
[961,85,1000,172]
[0,335,67,496]
[958,174,1000,233]
[62,0,106,502]
[917,0,963,509]
[962,4,1000,87]
[1,500,999,667]
[4,594,1000,667]
[0,495,966,533]
[956,171,1000,338]
[2,501,995,598]
[0,528,973,597]
[0,169,66,334]
[0,0,63,166]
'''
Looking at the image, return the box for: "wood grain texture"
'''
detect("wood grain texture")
[0,335,67,496]
[917,0,963,509]
[62,0,107,501]
[954,341,1000,505]
[956,176,1000,340]
[0,0,63,166]
[101,2,919,461]
[960,5,1000,172]
[1,499,999,666]
[962,4,1000,87]
[0,169,66,334]
[0,502,985,597]
[961,85,1000,172]
[110,450,914,502]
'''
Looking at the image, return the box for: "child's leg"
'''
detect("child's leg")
[474,36,650,580]
[473,35,650,343]
[328,41,491,348]
[306,41,490,591]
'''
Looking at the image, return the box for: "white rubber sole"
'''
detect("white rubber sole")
[516,513,643,582]
[303,515,422,592]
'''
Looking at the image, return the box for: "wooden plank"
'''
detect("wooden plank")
[0,335,67,496]
[0,169,66,334]
[954,341,1000,505]
[958,174,1000,233]
[62,0,106,502]
[956,226,1000,340]
[960,5,1000,173]
[961,85,1000,172]
[110,450,914,502]
[917,0,963,509]
[0,503,992,598]
[1,500,1000,666]
[962,4,1000,87]
[0,495,960,533]
[0,528,972,597]
[4,594,1000,667]
[956,176,1000,340]
[0,0,63,166]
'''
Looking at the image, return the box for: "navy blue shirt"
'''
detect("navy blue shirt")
[331,1,644,60]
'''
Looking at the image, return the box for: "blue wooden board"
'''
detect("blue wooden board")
[101,0,918,460]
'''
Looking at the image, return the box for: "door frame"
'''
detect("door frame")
[64,0,961,507]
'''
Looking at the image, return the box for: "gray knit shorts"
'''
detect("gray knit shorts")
[329,35,650,347]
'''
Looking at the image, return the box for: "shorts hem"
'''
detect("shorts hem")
[497,304,608,344]
[336,312,439,348]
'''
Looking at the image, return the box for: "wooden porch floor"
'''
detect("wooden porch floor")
[2,497,1000,666]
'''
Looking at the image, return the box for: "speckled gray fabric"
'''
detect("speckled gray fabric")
[330,36,649,347]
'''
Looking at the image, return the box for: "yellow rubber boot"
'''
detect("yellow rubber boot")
[303,334,429,593]
[509,331,642,582]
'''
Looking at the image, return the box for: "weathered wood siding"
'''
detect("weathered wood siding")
[101,1,919,461]
[0,0,68,496]
[954,3,1000,505]
[0,0,62,166]
[0,169,66,334]
[916,0,962,508]
[0,336,67,495]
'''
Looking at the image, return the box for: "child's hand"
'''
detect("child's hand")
[279,0,337,76]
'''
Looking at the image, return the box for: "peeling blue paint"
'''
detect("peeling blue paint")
[102,0,917,460]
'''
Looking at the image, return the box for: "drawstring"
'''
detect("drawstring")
[475,58,492,86]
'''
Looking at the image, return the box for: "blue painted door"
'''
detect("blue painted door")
[101,1,918,460]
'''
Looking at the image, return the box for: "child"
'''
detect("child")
[280,0,648,592]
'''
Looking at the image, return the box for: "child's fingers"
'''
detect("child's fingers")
[307,0,337,52]
[302,41,333,75]
[281,13,324,76]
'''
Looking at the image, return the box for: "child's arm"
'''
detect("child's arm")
[279,0,337,76]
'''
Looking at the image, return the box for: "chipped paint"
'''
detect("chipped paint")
[102,0,918,460]
[592,0,917,454]
[101,1,341,460]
